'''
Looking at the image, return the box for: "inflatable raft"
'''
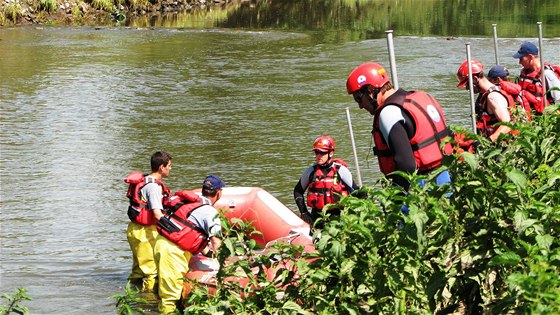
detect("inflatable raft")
[182,186,315,298]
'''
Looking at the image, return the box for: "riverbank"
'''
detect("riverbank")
[0,0,246,26]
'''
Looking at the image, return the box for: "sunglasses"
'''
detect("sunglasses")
[353,87,369,103]
[314,150,329,155]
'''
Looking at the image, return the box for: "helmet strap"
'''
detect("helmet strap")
[368,87,380,109]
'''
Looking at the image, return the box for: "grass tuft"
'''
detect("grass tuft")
[40,0,58,12]
[91,0,114,11]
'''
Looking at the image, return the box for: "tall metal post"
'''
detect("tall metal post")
[492,24,500,65]
[346,107,362,187]
[385,30,399,90]
[465,43,477,133]
[537,22,547,111]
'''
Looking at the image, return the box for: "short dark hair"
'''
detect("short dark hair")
[201,186,220,197]
[150,151,172,172]
[379,81,393,94]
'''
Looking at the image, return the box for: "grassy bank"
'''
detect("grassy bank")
[0,0,234,26]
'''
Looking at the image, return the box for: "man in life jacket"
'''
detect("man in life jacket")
[487,65,532,120]
[346,62,453,193]
[293,135,358,227]
[124,151,172,293]
[154,175,225,314]
[456,60,517,142]
[513,42,560,113]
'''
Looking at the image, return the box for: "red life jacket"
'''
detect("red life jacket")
[475,85,518,138]
[498,81,532,120]
[518,63,560,113]
[124,171,171,226]
[372,91,453,175]
[156,199,210,255]
[306,159,351,211]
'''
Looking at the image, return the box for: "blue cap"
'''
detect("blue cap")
[488,65,509,79]
[513,42,538,59]
[202,175,226,190]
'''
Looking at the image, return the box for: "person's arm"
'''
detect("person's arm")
[386,122,416,191]
[145,182,165,220]
[209,236,221,251]
[294,166,313,218]
[153,209,164,220]
[544,69,560,103]
[293,180,308,215]
[487,92,512,142]
[203,208,223,256]
[337,166,359,191]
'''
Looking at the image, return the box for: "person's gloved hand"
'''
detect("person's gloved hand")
[351,189,368,199]
[300,211,313,225]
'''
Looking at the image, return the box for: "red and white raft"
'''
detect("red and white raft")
[182,186,315,298]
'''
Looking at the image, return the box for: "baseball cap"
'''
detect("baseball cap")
[202,175,226,190]
[487,65,509,79]
[513,42,538,59]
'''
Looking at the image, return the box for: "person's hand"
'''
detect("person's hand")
[300,212,313,225]
[351,189,368,199]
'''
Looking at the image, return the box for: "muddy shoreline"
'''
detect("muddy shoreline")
[1,0,250,26]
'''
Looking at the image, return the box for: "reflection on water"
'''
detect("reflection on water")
[127,0,560,40]
[0,13,559,315]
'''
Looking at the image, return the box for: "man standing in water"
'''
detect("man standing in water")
[294,136,358,228]
[513,42,560,113]
[346,62,453,193]
[154,175,224,314]
[456,60,516,142]
[124,151,172,293]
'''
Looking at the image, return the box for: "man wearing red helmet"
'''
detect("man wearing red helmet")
[456,60,516,142]
[346,62,452,191]
[293,136,359,227]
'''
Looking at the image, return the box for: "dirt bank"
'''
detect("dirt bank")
[0,0,247,26]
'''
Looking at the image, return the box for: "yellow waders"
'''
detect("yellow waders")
[127,221,158,292]
[154,234,192,315]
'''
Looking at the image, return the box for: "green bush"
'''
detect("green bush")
[40,0,57,12]
[90,0,114,11]
[180,108,559,314]
[0,288,31,315]
[2,0,22,23]
[113,282,150,315]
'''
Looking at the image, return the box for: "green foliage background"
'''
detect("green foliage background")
[182,108,560,314]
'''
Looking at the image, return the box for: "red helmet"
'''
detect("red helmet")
[346,62,390,94]
[456,60,484,88]
[312,136,335,152]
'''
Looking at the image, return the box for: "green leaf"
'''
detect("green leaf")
[507,169,527,189]
[489,252,521,266]
[536,234,554,251]
[330,240,345,258]
[460,152,478,170]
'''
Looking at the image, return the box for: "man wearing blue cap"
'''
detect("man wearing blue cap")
[488,65,532,118]
[513,42,560,113]
[154,174,225,314]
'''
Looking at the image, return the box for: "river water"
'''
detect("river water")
[1,2,559,314]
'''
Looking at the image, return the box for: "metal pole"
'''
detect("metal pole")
[465,43,477,133]
[386,30,399,90]
[537,22,547,111]
[492,24,500,65]
[346,107,362,187]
